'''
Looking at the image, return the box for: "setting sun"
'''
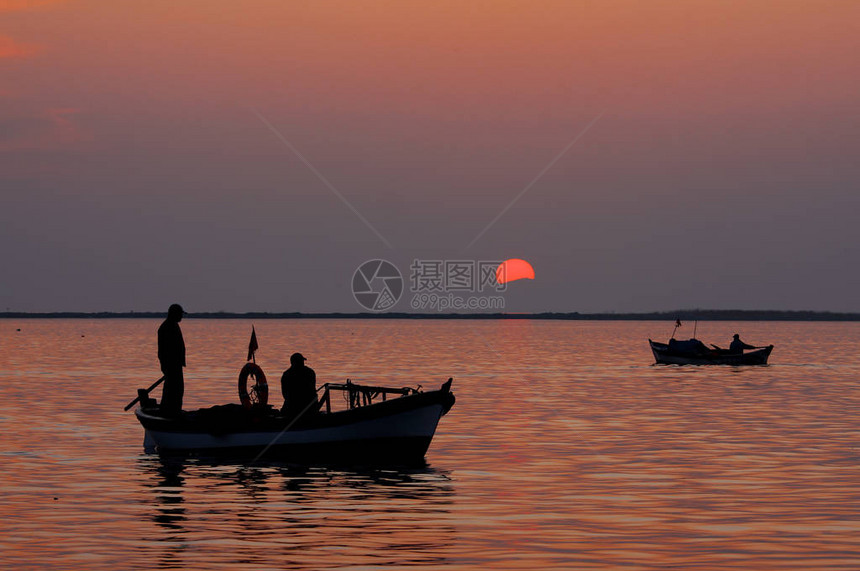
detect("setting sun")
[496,259,535,285]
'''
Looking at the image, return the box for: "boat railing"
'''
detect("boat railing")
[318,379,421,414]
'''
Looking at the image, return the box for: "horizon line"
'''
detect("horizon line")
[2,309,860,321]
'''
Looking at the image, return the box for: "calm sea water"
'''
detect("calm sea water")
[0,319,858,570]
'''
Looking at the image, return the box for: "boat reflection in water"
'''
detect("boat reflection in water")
[148,457,187,532]
[138,455,456,569]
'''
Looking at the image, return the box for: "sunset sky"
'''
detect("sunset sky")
[2,0,859,313]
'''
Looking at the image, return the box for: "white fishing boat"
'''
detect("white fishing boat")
[132,378,455,463]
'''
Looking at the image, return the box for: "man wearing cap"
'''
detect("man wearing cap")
[157,303,186,415]
[281,352,318,420]
[729,333,756,354]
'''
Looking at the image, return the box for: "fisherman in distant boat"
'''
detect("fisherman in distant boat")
[157,304,186,416]
[729,334,756,354]
[281,352,318,420]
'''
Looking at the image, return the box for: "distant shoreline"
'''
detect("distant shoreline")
[2,310,860,321]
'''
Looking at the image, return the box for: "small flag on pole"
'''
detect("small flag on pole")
[247,326,258,362]
[676,319,682,328]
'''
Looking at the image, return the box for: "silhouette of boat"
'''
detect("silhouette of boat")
[649,339,773,365]
[134,379,455,463]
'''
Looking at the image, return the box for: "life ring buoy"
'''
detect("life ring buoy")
[238,362,268,409]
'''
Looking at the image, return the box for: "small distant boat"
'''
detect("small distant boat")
[134,379,455,463]
[649,338,774,365]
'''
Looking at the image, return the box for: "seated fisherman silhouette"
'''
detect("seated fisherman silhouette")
[729,334,756,354]
[281,352,319,419]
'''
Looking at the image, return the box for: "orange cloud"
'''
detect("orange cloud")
[0,35,41,59]
[0,107,91,151]
[0,0,64,12]
[45,107,87,142]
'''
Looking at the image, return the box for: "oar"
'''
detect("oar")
[124,376,165,411]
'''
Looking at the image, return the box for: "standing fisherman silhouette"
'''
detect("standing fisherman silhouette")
[281,352,318,420]
[157,304,186,416]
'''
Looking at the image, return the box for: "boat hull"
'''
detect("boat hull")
[649,339,773,366]
[135,384,454,463]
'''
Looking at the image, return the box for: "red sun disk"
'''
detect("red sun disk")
[496,259,535,285]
